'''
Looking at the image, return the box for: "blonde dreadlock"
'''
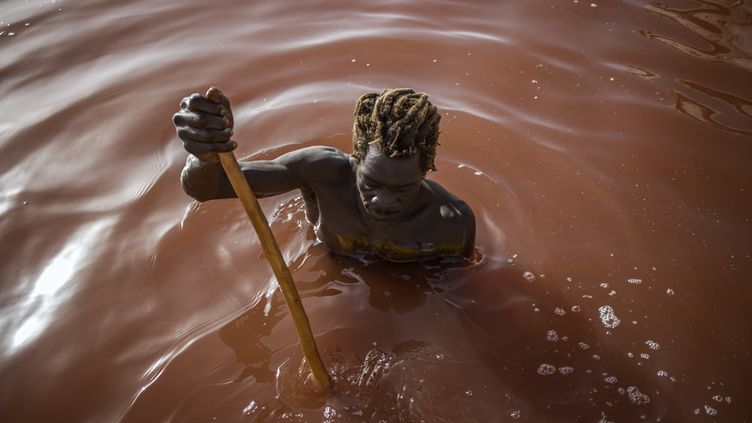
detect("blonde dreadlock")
[352,88,441,173]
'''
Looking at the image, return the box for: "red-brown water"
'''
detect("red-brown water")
[1,0,751,421]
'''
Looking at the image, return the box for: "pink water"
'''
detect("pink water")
[1,0,750,421]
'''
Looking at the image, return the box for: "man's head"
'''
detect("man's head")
[352,88,441,173]
[351,88,441,220]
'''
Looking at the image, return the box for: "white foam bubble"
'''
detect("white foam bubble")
[547,330,559,342]
[598,305,621,328]
[510,410,521,419]
[522,271,535,282]
[571,305,581,312]
[704,405,717,416]
[559,366,574,375]
[645,340,660,350]
[323,405,338,422]
[243,401,259,415]
[626,386,651,405]
[666,288,675,295]
[627,278,642,285]
[537,363,556,375]
[554,307,566,316]
[578,342,590,350]
[605,376,618,384]
[712,395,723,402]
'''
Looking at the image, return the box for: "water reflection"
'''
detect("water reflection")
[643,0,752,71]
[8,219,112,351]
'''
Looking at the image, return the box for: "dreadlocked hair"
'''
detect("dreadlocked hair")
[352,88,441,173]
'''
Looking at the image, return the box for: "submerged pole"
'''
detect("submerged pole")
[207,87,331,389]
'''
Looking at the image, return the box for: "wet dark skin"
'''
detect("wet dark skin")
[174,89,475,262]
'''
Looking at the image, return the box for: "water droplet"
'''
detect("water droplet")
[350,58,357,63]
[712,395,723,402]
[464,389,473,397]
[598,305,621,328]
[605,376,618,384]
[578,341,590,350]
[640,353,650,359]
[704,405,717,416]
[626,386,651,405]
[590,2,598,7]
[657,370,669,377]
[522,271,535,282]
[600,282,609,288]
[627,278,642,285]
[432,58,438,63]
[666,288,675,295]
[537,363,556,375]
[554,307,566,316]
[547,330,559,342]
[571,305,581,312]
[510,410,521,419]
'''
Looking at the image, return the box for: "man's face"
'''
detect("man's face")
[355,144,424,221]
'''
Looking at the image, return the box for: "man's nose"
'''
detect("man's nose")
[371,190,399,209]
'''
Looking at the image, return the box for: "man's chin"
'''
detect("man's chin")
[366,208,401,221]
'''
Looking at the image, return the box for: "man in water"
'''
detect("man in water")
[174,87,475,261]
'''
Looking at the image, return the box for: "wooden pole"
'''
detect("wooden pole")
[208,88,331,389]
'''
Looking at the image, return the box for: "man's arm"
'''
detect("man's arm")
[180,146,350,202]
[173,88,350,202]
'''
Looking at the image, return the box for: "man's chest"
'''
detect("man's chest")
[314,191,462,260]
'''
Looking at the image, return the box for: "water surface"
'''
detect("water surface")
[1,0,750,421]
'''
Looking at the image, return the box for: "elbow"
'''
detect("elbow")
[180,167,215,202]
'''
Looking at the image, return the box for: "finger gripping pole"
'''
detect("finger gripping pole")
[217,151,332,389]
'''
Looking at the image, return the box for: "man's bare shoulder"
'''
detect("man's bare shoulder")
[424,180,474,223]
[279,145,353,181]
[422,179,476,257]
